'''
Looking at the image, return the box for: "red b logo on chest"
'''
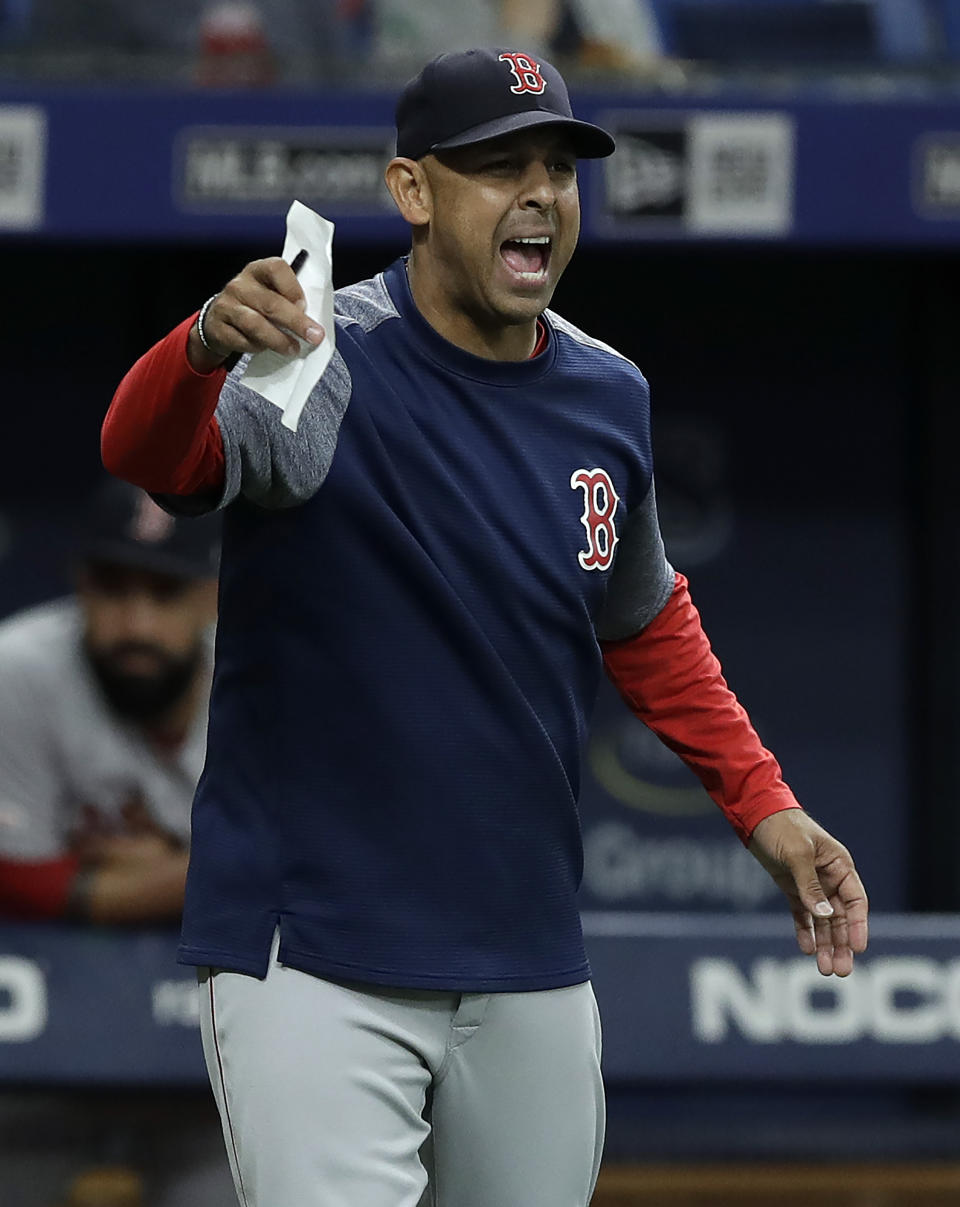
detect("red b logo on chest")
[570,468,620,572]
[498,52,547,95]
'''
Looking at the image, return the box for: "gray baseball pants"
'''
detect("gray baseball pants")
[197,938,605,1207]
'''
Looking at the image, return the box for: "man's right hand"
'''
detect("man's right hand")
[187,256,325,373]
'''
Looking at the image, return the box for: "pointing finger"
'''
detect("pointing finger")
[216,257,325,350]
[250,255,306,303]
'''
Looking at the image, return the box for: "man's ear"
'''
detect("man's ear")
[385,157,431,228]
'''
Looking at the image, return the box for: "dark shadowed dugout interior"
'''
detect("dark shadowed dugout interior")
[3,239,960,1162]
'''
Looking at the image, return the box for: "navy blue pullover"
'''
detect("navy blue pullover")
[172,259,674,989]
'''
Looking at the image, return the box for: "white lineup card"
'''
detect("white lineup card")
[241,200,336,433]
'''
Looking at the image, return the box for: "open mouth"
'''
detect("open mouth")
[499,235,552,286]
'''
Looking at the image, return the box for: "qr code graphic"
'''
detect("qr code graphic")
[687,113,794,235]
[0,107,46,229]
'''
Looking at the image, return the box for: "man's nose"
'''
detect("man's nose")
[519,162,556,209]
[117,592,163,639]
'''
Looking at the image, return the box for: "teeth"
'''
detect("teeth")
[515,236,551,244]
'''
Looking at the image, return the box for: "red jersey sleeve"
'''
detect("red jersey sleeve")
[600,573,801,844]
[102,313,227,497]
[0,854,80,919]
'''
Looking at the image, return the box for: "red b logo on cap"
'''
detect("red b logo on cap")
[499,52,546,95]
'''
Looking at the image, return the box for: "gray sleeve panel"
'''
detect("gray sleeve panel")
[214,345,354,511]
[334,271,400,331]
[160,274,397,517]
[596,480,676,642]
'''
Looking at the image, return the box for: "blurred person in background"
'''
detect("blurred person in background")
[373,0,564,63]
[0,478,219,923]
[26,0,558,65]
[27,0,200,55]
[25,0,359,81]
[18,0,663,84]
[372,0,663,71]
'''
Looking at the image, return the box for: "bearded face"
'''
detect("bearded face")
[78,562,215,724]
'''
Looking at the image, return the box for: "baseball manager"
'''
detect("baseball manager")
[103,47,868,1207]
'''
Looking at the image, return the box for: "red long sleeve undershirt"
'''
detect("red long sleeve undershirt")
[103,314,797,843]
[601,574,800,843]
[102,312,228,496]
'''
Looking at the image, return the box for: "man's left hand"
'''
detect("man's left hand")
[749,809,868,977]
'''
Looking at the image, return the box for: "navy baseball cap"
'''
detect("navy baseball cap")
[395,47,616,162]
[78,479,220,581]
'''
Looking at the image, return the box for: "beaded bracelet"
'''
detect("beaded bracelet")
[196,294,218,351]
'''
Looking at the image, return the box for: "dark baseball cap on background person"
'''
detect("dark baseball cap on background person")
[77,479,220,581]
[395,47,616,162]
